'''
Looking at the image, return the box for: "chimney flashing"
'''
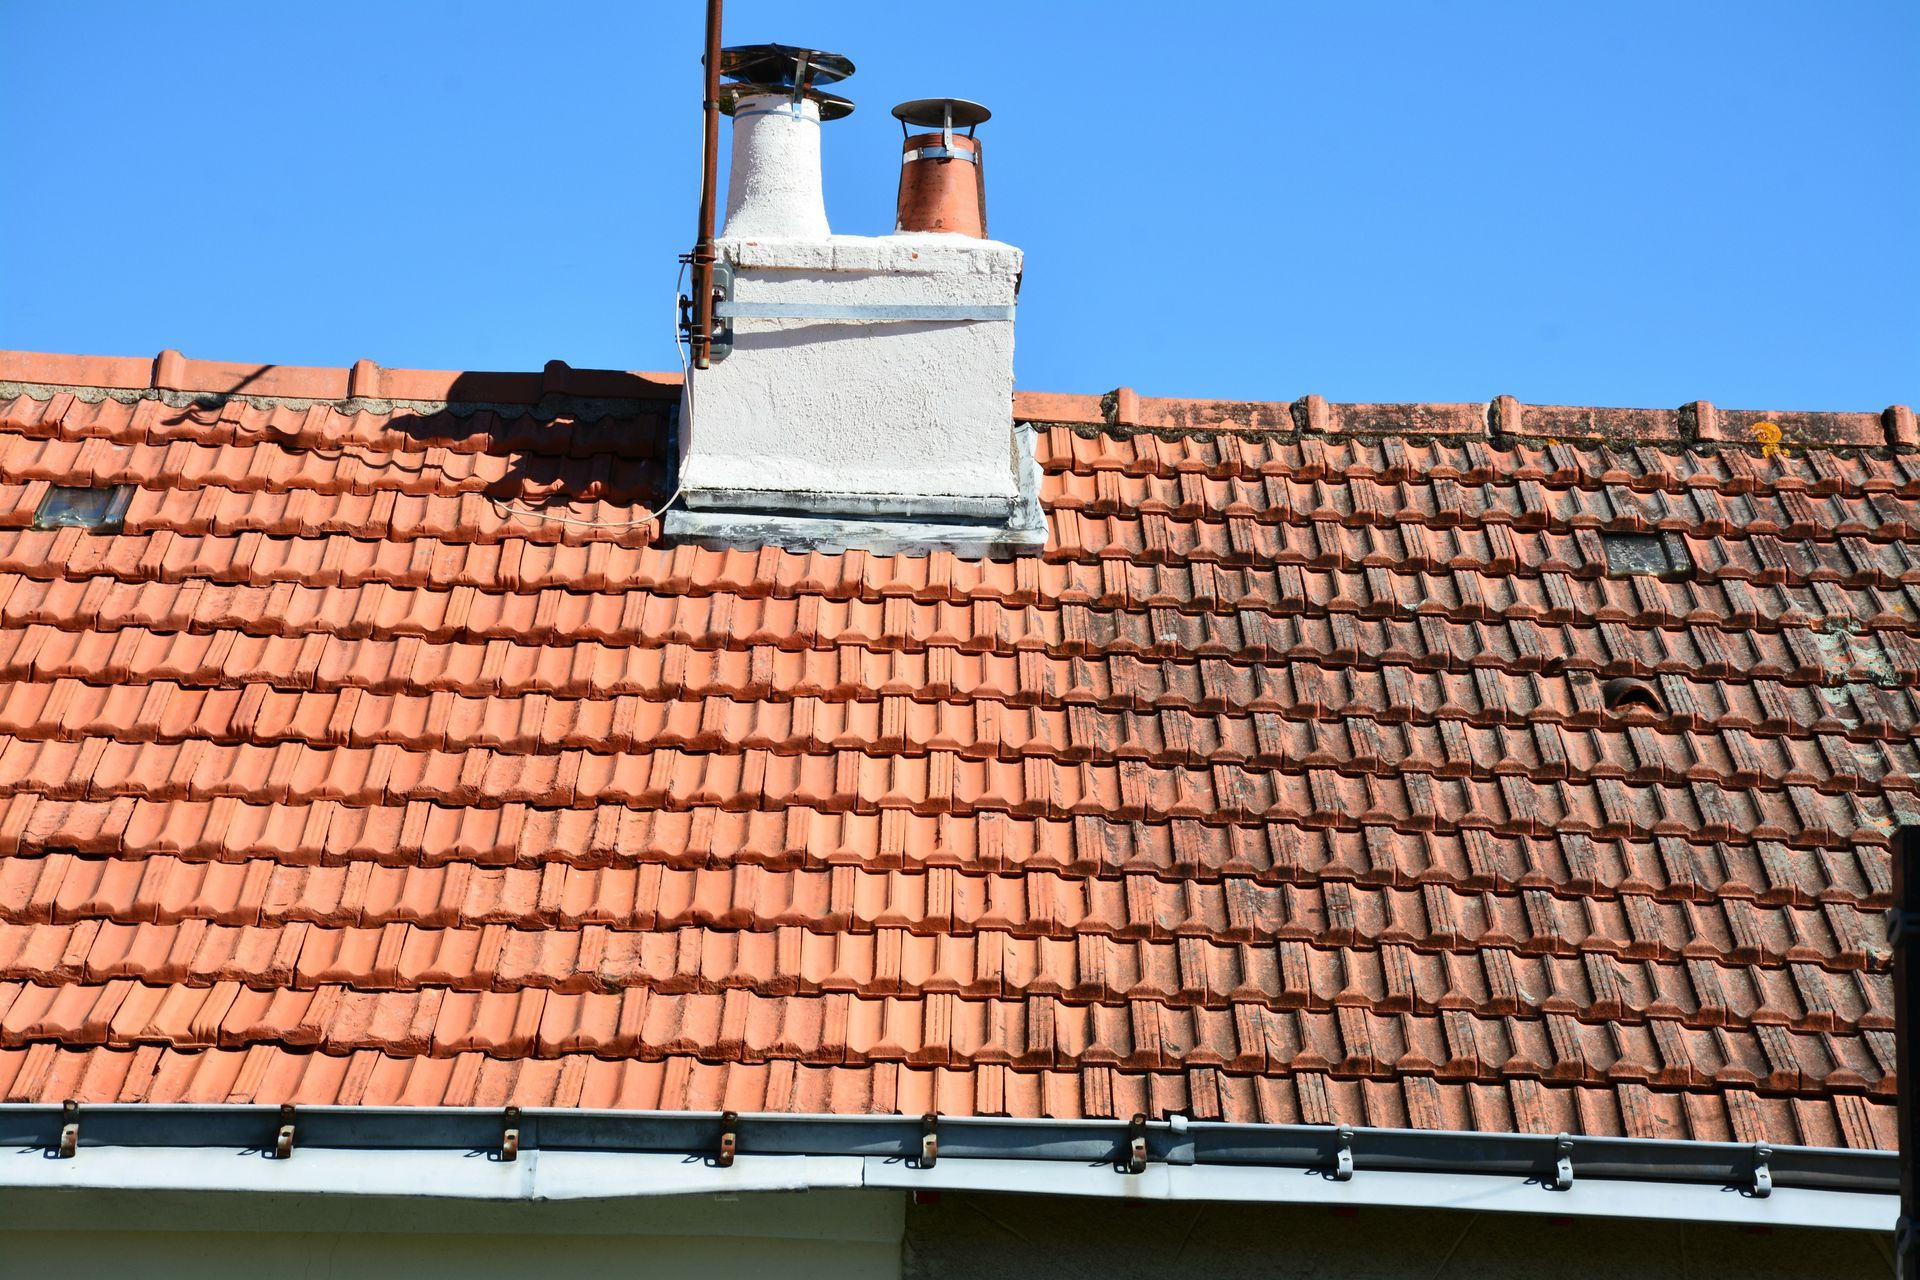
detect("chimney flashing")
[666,423,1048,558]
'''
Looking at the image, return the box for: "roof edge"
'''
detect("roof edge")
[0,1104,1891,1230]
[1028,386,1920,452]
[5,349,1913,450]
[0,349,682,406]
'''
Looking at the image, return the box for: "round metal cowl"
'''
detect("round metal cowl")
[718,44,855,88]
[719,82,855,121]
[890,97,991,131]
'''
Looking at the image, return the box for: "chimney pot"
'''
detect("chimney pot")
[892,98,991,237]
[715,45,855,241]
[722,91,835,239]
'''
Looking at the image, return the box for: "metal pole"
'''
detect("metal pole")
[689,0,723,370]
[1895,826,1919,1278]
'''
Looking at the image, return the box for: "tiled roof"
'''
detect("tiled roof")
[0,348,1913,1155]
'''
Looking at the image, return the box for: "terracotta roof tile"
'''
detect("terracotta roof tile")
[0,349,1910,1147]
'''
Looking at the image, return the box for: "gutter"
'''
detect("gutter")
[0,1104,1894,1233]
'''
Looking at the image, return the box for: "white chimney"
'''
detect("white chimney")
[720,92,830,240]
[669,50,1044,557]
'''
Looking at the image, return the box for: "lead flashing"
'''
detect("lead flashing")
[666,422,1049,556]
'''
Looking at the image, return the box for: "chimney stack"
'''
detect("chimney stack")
[892,98,991,237]
[670,46,1043,558]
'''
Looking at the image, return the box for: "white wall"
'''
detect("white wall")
[3,1229,900,1280]
[682,235,1022,517]
[0,1187,905,1280]
[903,1192,1892,1280]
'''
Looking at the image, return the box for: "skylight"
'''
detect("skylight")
[33,484,133,532]
[1600,531,1691,578]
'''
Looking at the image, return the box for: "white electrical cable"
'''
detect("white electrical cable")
[487,262,691,532]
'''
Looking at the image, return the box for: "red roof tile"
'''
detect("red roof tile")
[0,347,1910,1148]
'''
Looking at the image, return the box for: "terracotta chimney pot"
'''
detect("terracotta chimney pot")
[891,98,991,237]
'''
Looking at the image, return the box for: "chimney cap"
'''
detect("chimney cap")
[891,98,991,131]
[718,43,854,89]
[720,82,854,120]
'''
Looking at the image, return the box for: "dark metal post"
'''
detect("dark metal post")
[689,0,723,370]
[1895,827,1919,1277]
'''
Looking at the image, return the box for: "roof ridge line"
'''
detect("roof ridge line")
[5,351,1912,453]
[0,350,681,410]
[1020,386,1920,454]
[0,378,669,425]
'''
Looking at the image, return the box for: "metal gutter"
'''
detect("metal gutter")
[0,1104,1894,1232]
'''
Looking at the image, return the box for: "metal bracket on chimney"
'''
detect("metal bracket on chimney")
[902,144,979,165]
[714,300,1015,323]
[708,263,736,363]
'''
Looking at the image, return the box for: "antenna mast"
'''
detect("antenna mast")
[689,0,724,370]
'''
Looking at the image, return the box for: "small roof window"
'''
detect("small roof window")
[1601,531,1691,579]
[34,484,133,532]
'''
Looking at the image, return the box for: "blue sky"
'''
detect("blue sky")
[3,2,1913,409]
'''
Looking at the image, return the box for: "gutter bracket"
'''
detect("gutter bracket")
[1166,1113,1194,1166]
[500,1106,521,1163]
[1752,1143,1773,1198]
[1552,1133,1575,1191]
[1125,1114,1149,1175]
[716,1111,738,1169]
[920,1113,938,1169]
[274,1105,295,1160]
[57,1099,78,1159]
[1334,1125,1354,1181]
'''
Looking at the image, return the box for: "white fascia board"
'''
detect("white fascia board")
[862,1156,1893,1233]
[0,1144,861,1202]
[0,1141,1891,1233]
[0,1106,1892,1233]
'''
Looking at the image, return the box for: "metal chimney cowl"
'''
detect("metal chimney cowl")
[668,80,1041,557]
